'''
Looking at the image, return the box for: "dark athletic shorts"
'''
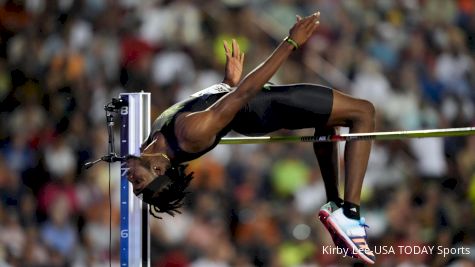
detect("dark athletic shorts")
[230,83,333,136]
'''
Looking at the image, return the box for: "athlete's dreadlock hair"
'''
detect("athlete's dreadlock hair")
[144,164,193,219]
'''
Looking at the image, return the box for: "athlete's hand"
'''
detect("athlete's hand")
[223,39,245,87]
[288,11,320,47]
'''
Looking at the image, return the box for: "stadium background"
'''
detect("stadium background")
[0,0,475,266]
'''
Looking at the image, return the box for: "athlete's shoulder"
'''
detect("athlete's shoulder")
[190,83,234,97]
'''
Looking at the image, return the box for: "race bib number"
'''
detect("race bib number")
[191,83,234,97]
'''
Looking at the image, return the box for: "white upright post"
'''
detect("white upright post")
[119,92,151,267]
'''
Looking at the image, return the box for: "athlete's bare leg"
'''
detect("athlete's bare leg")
[325,90,375,206]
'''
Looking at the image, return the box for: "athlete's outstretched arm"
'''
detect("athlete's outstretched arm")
[176,12,320,150]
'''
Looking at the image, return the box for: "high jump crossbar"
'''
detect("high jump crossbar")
[219,127,475,144]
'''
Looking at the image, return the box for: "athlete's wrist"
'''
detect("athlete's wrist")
[284,36,299,51]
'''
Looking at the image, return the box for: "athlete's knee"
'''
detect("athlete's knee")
[360,99,375,119]
[355,99,375,128]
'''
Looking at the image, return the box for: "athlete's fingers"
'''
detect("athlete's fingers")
[232,39,238,58]
[304,12,319,28]
[296,15,302,22]
[223,40,231,57]
[309,20,320,33]
[240,52,245,65]
[302,13,319,34]
[301,18,311,29]
[314,11,320,24]
[235,40,241,57]
[313,11,320,25]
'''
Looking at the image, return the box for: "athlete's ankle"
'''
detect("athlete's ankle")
[343,201,360,220]
[328,197,344,208]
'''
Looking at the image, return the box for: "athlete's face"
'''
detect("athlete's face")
[142,154,170,177]
[139,135,170,178]
[126,157,156,195]
[126,156,171,195]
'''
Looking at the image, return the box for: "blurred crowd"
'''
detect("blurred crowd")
[0,0,475,266]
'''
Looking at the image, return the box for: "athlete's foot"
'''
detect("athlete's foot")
[324,208,375,264]
[318,202,356,258]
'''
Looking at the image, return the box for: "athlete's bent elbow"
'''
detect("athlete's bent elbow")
[235,82,258,100]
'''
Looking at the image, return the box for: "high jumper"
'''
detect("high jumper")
[126,11,376,264]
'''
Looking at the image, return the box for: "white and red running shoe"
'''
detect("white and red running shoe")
[319,205,375,264]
